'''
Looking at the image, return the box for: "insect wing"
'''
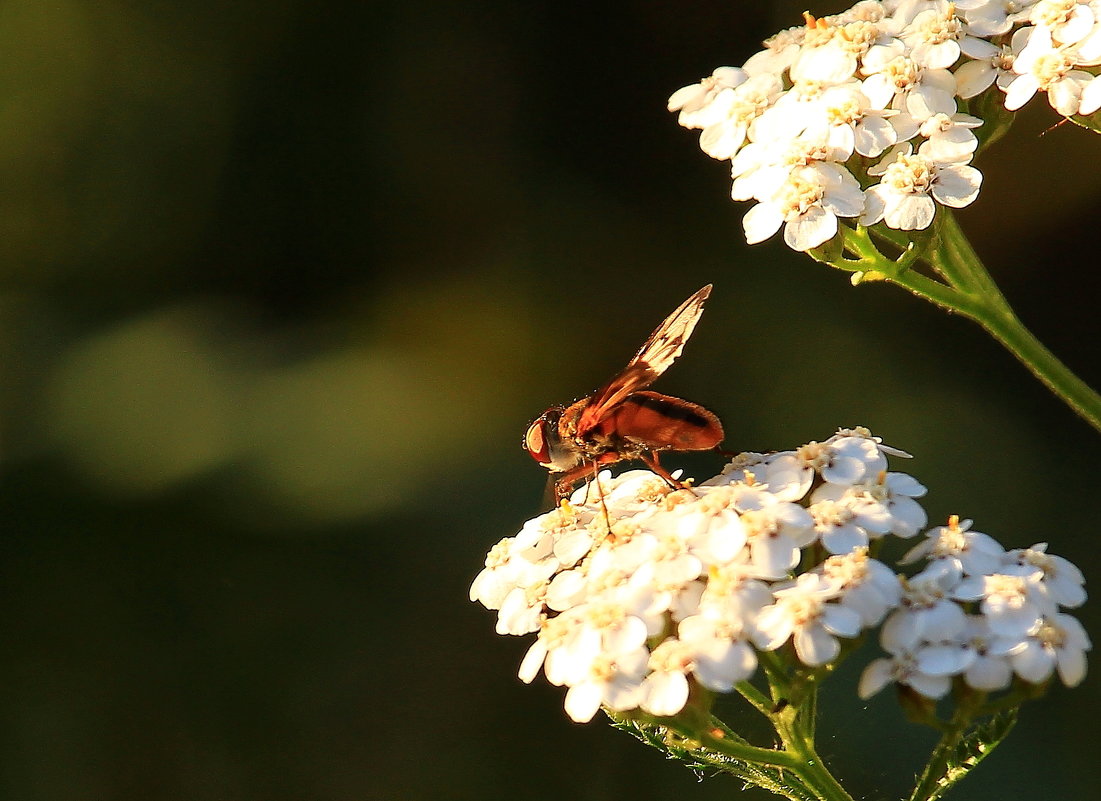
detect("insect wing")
[576,285,712,437]
[629,284,712,377]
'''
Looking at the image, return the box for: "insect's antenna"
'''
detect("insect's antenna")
[1041,118,1071,136]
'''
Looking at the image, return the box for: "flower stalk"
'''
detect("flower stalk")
[610,677,858,801]
[930,211,1101,433]
[812,211,1101,435]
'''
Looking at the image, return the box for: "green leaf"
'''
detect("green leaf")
[1068,111,1101,134]
[606,713,817,801]
[907,709,1019,801]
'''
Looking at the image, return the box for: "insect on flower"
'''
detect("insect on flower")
[524,285,725,500]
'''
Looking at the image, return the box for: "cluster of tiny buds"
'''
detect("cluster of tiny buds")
[471,427,1089,723]
[668,0,1101,251]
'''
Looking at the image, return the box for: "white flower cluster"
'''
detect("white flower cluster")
[471,428,1089,723]
[668,0,1101,250]
[859,517,1090,699]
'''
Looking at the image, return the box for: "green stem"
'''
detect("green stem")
[828,218,1101,435]
[772,707,855,801]
[932,210,1101,434]
[908,727,966,801]
[835,226,970,311]
[607,710,817,801]
[752,649,854,800]
[736,679,777,718]
[616,665,855,801]
[668,719,803,768]
[906,688,982,801]
[793,744,853,801]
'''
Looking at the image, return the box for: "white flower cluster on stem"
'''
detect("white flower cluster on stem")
[471,427,1089,723]
[859,516,1090,698]
[668,0,1101,250]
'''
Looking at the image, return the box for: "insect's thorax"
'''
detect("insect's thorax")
[559,398,648,463]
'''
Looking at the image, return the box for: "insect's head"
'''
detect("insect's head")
[523,407,578,472]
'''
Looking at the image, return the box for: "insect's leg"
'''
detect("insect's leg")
[590,461,612,533]
[642,452,688,490]
[553,462,600,501]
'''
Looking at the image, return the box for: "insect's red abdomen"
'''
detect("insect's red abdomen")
[610,390,723,451]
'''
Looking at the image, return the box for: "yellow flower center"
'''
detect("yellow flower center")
[778,593,824,626]
[821,547,871,586]
[884,55,920,91]
[775,171,827,220]
[1031,50,1075,89]
[883,154,934,195]
[811,499,856,530]
[1033,0,1079,31]
[913,9,961,45]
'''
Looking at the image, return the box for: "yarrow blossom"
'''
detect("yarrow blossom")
[859,515,1090,699]
[471,428,1089,723]
[668,0,1101,250]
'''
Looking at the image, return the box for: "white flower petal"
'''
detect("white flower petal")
[606,616,649,652]
[742,201,784,245]
[822,455,864,485]
[564,682,604,722]
[1048,75,1085,116]
[905,81,956,120]
[792,43,859,84]
[1056,645,1088,687]
[907,671,951,699]
[965,655,1012,691]
[795,625,840,666]
[985,603,1042,637]
[882,609,923,652]
[923,601,968,639]
[1011,641,1056,683]
[1080,75,1101,115]
[689,640,748,690]
[917,643,974,676]
[754,605,795,650]
[641,671,690,716]
[751,535,800,575]
[822,605,863,638]
[855,116,897,157]
[884,193,936,230]
[822,523,869,555]
[960,37,1000,59]
[518,640,547,684]
[955,59,997,98]
[860,185,887,226]
[1003,74,1039,111]
[858,658,895,698]
[784,207,838,251]
[889,496,928,537]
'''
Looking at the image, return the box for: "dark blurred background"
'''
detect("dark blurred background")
[0,1,1099,799]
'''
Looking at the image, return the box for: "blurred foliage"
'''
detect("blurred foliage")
[0,1,1100,800]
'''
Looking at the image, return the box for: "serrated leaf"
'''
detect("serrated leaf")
[907,709,1019,801]
[605,713,817,801]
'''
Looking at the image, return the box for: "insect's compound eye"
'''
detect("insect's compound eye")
[524,419,549,463]
[523,409,561,465]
